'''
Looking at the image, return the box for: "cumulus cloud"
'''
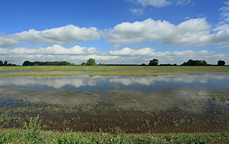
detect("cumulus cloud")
[1,47,228,65]
[110,47,155,56]
[0,45,105,55]
[0,25,100,47]
[106,18,213,46]
[106,17,229,46]
[109,47,228,64]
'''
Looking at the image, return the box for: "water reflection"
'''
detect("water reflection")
[109,75,227,85]
[0,75,228,114]
[0,76,107,89]
[0,75,228,88]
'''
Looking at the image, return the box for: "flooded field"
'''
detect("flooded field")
[0,73,229,133]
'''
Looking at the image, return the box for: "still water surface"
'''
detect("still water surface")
[0,73,229,133]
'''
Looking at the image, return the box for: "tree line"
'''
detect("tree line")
[147,59,225,66]
[22,61,71,66]
[0,59,226,66]
[0,60,18,66]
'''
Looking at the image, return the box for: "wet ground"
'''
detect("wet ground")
[0,73,229,133]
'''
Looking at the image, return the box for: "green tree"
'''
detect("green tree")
[0,60,3,66]
[23,60,32,66]
[81,62,87,66]
[87,58,96,66]
[4,60,8,66]
[217,60,225,66]
[181,60,207,66]
[149,59,158,66]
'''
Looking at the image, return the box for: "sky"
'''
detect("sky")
[0,0,229,65]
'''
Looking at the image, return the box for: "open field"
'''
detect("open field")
[0,72,188,77]
[0,65,229,72]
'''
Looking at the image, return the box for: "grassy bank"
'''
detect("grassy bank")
[0,65,229,72]
[0,72,188,77]
[3,129,229,144]
[1,115,228,144]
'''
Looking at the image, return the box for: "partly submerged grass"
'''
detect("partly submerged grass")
[0,65,229,72]
[0,72,188,77]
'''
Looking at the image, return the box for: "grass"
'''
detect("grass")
[0,65,229,72]
[0,72,188,77]
[1,116,229,143]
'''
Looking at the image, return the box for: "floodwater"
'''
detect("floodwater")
[0,73,229,133]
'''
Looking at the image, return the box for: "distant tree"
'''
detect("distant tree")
[4,60,8,66]
[87,58,96,66]
[181,60,207,66]
[142,63,146,66]
[149,59,158,66]
[22,60,32,66]
[0,60,3,66]
[217,60,225,66]
[81,62,87,66]
[33,63,40,66]
[160,63,173,66]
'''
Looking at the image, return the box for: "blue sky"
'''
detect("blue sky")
[0,0,229,65]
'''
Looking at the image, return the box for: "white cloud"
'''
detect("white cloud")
[111,44,120,50]
[106,18,214,46]
[0,25,101,47]
[0,45,105,55]
[214,2,229,31]
[1,47,228,65]
[132,0,171,7]
[129,7,144,15]
[220,1,229,22]
[129,0,191,7]
[176,0,191,6]
[110,47,155,56]
[109,47,228,64]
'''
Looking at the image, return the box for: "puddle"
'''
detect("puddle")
[0,74,229,133]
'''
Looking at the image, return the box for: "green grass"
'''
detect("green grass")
[1,126,228,143]
[0,72,188,77]
[0,65,229,72]
[0,115,229,143]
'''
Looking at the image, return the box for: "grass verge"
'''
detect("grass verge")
[0,72,188,77]
[1,115,229,143]
[0,65,229,72]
